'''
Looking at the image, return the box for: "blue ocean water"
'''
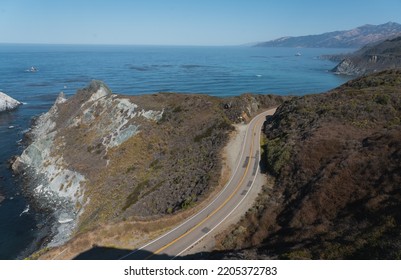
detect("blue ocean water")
[0,44,351,259]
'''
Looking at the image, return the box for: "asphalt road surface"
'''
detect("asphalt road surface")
[120,108,276,260]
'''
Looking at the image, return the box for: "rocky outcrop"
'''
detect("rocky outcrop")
[14,77,291,255]
[332,58,362,75]
[16,81,288,251]
[0,92,21,112]
[13,81,165,246]
[216,70,401,259]
[222,94,288,123]
[331,36,401,75]
[13,91,87,246]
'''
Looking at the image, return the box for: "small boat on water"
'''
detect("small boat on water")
[25,66,38,72]
[295,52,302,56]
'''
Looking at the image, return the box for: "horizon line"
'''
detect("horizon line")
[0,42,247,48]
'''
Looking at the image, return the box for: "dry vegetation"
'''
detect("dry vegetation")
[55,91,236,233]
[332,36,401,75]
[27,81,287,258]
[216,70,401,259]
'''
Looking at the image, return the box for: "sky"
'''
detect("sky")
[1,0,401,45]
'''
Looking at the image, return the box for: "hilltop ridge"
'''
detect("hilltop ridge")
[216,70,401,259]
[13,81,287,257]
[255,22,401,48]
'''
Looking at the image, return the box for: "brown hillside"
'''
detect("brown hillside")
[217,70,401,259]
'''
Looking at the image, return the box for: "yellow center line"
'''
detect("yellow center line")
[148,114,265,258]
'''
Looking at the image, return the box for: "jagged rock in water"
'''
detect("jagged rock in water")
[0,92,21,112]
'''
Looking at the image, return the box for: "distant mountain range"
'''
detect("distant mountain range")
[255,22,401,48]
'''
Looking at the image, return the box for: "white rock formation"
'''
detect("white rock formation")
[0,92,21,112]
[14,92,86,246]
[13,81,164,247]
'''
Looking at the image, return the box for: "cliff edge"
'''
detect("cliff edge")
[332,36,401,75]
[14,81,287,254]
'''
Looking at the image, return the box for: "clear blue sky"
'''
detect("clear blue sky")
[1,0,400,45]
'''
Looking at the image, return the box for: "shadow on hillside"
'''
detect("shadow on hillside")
[73,246,214,260]
[259,116,273,174]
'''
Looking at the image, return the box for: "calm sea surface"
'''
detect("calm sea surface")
[0,44,351,259]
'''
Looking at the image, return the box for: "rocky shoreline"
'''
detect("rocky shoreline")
[329,36,401,76]
[11,81,288,257]
[11,92,85,247]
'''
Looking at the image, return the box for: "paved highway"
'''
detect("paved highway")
[120,108,276,260]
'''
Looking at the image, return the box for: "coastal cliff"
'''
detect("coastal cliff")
[331,36,401,75]
[14,81,287,252]
[216,70,401,259]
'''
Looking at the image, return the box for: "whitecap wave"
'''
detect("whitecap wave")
[20,205,30,216]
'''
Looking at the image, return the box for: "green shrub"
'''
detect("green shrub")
[375,94,390,105]
[266,137,291,175]
[122,180,149,211]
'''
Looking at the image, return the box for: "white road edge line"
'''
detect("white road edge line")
[119,113,262,260]
[52,248,68,260]
[173,114,264,258]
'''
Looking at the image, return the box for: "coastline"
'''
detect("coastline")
[24,116,253,259]
[14,79,285,259]
[0,45,346,259]
[11,92,87,253]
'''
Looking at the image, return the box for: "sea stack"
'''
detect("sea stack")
[0,92,21,112]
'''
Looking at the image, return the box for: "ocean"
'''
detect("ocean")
[0,44,351,259]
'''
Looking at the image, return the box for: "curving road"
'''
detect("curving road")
[120,108,276,260]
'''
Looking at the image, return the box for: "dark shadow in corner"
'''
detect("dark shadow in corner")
[73,246,134,260]
[73,246,215,260]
